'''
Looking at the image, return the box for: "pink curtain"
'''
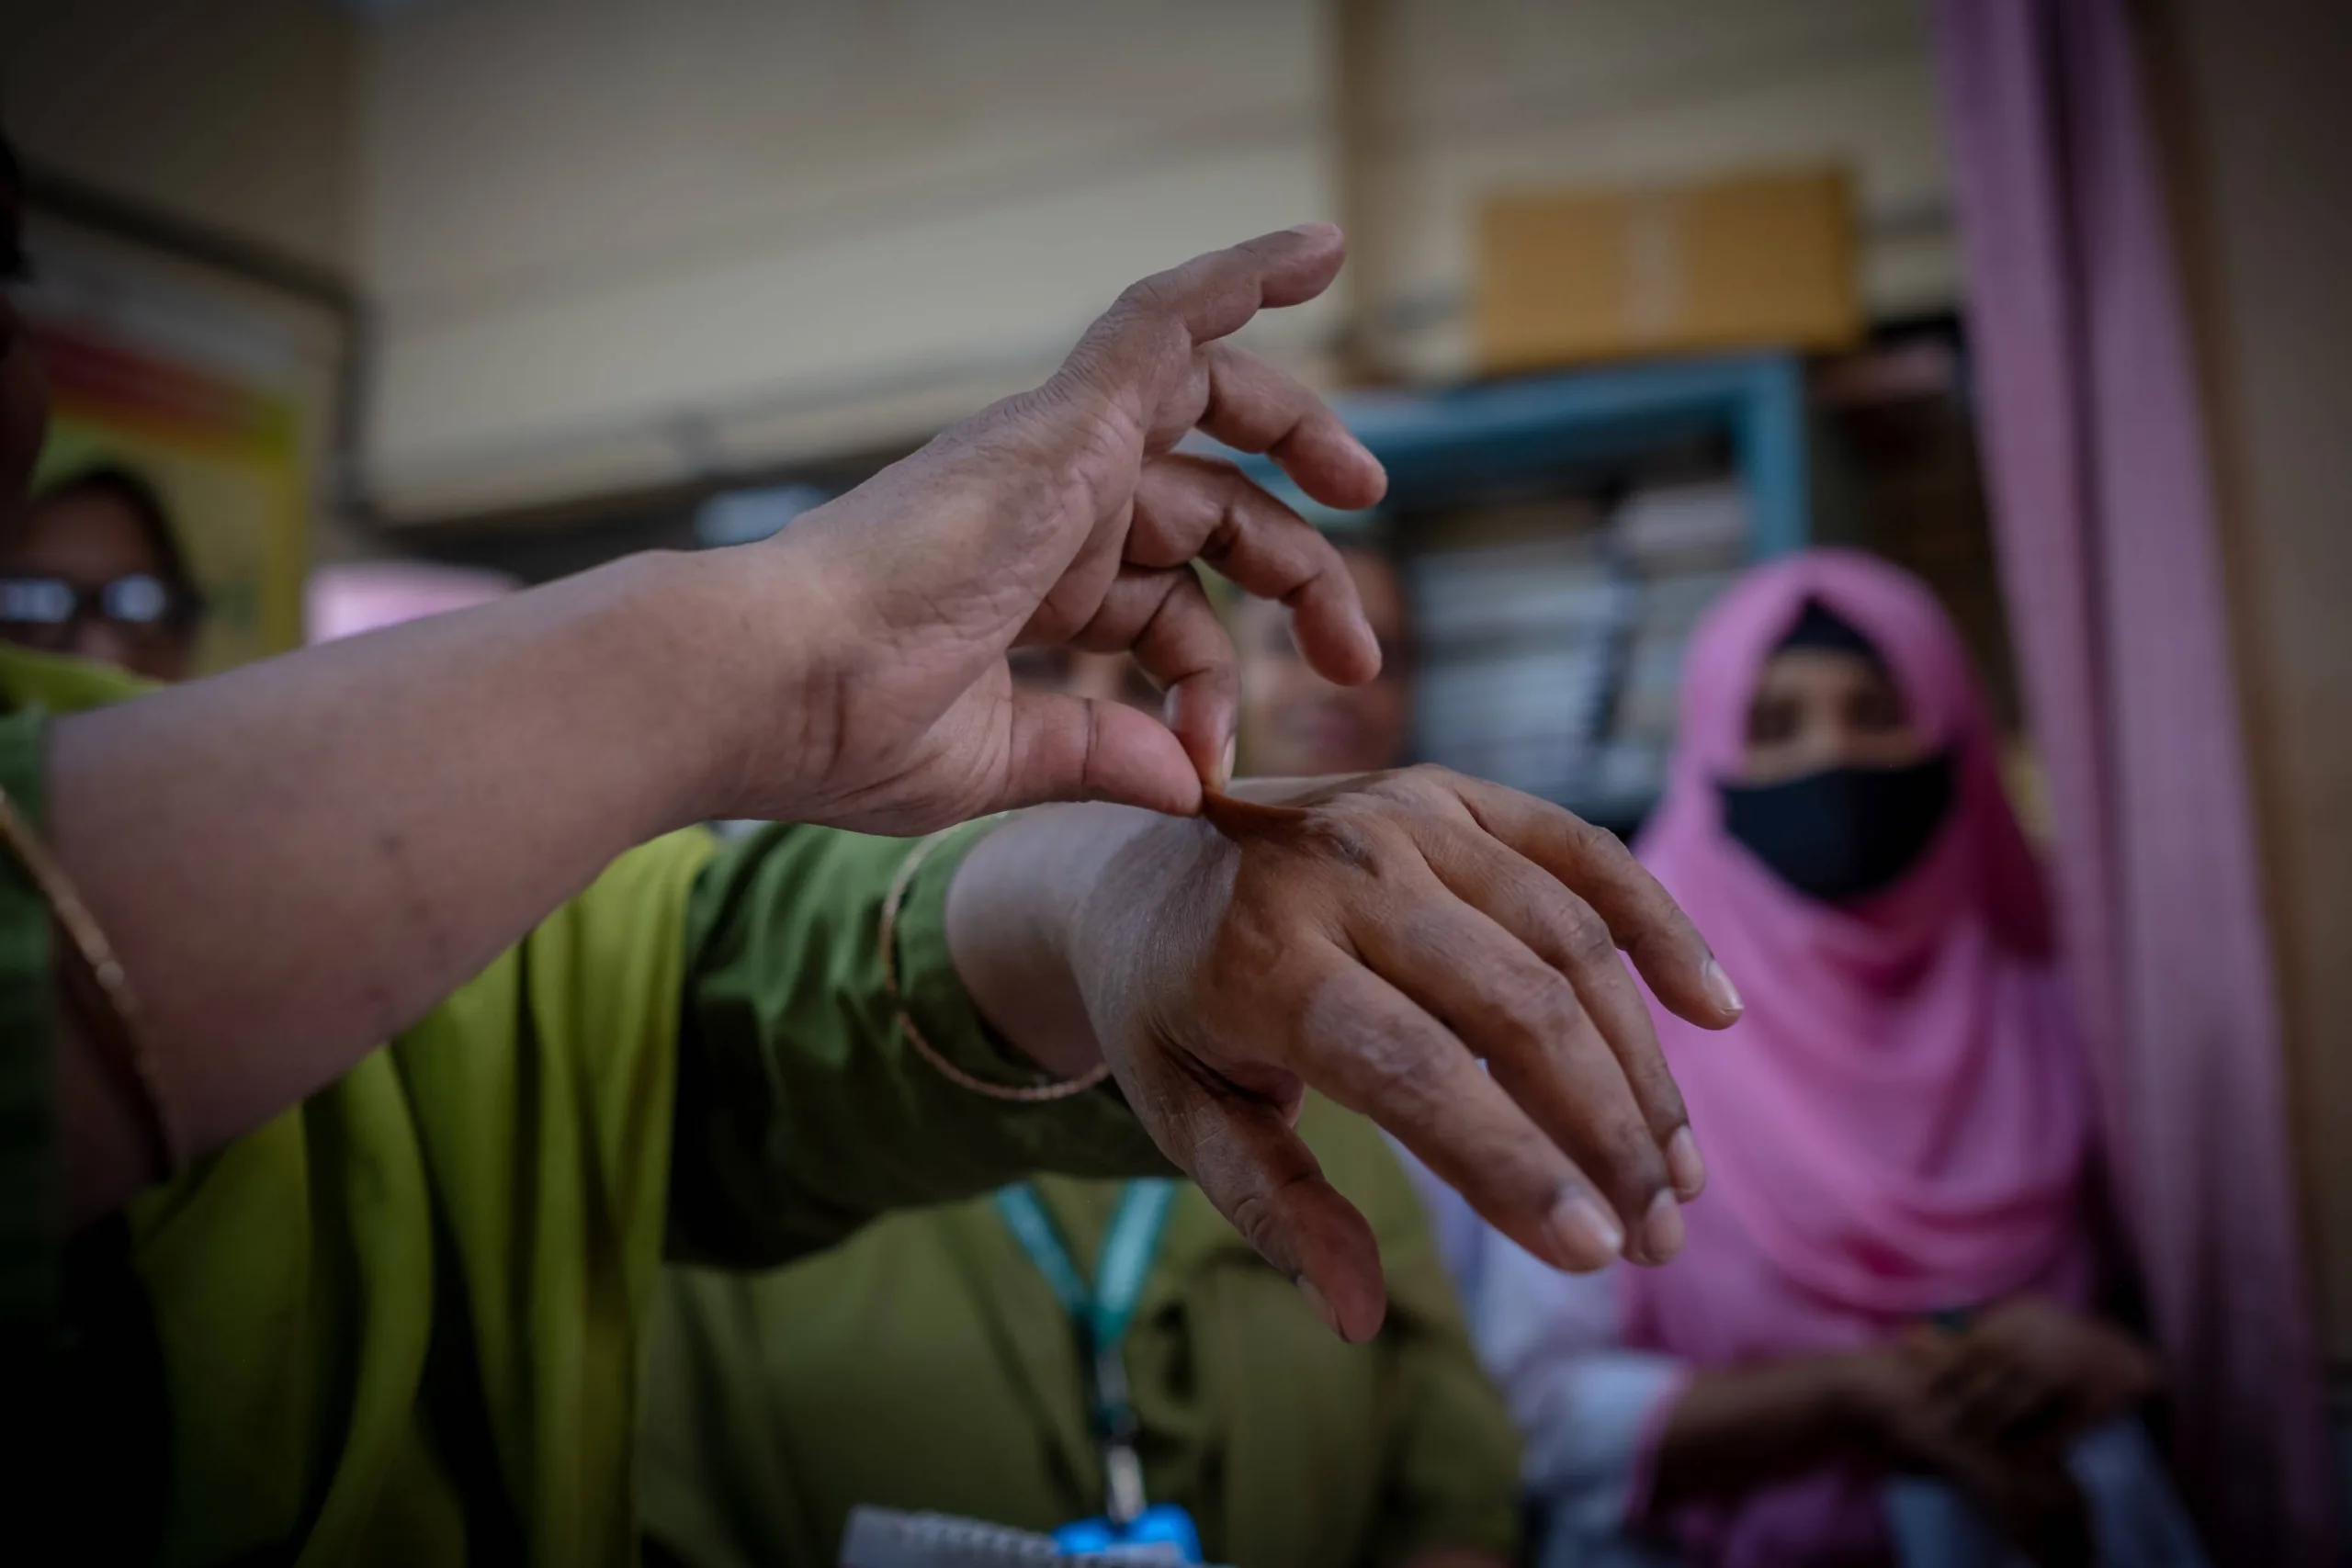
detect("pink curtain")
[1932,1,2335,1560]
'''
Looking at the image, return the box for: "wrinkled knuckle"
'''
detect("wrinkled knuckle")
[1114,286,1185,344]
[1298,810,1390,876]
[1558,908,1618,968]
[1532,981,1596,1054]
[1360,1040,1436,1115]
[1489,971,1577,1049]
[1040,356,1114,419]
[1085,293,1182,373]
[1114,276,1169,319]
[1642,1085,1690,1138]
[1227,1189,1280,1256]
[1634,1057,1689,1121]
[1200,473,1252,556]
[1537,799,1600,848]
[1391,765,1476,822]
[1214,904,1294,983]
[1372,763,1445,804]
[1270,987,1335,1076]
[1600,1114,1666,1186]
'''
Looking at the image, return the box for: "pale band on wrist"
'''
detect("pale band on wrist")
[880,818,1113,1104]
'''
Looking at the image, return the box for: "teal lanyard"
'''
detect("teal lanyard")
[995,1178,1179,1523]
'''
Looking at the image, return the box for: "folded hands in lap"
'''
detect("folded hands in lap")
[1845,1299,2159,1567]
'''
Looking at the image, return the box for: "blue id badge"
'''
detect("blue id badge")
[1051,1504,1202,1562]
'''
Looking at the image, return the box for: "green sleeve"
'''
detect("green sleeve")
[0,705,55,1368]
[664,820,1170,1269]
[1363,1142,1524,1564]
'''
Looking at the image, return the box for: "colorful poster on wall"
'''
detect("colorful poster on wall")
[28,318,308,672]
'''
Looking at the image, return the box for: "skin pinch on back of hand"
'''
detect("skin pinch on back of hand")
[1200,790,1307,837]
[1200,776,1399,839]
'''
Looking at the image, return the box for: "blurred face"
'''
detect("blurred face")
[1736,648,1929,784]
[0,492,196,680]
[1237,549,1412,778]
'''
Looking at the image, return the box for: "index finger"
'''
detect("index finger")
[1116,223,1351,345]
[1057,229,1385,516]
[1292,944,1630,1275]
[1059,226,1351,409]
[1450,776,1742,1030]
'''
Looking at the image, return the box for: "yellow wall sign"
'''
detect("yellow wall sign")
[29,318,308,672]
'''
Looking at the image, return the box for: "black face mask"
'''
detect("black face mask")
[1719,750,1956,904]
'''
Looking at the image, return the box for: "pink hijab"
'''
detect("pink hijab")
[1623,551,2096,1559]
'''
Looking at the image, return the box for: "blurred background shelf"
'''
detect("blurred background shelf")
[1220,352,1809,836]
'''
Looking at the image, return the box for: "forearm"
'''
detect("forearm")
[52,548,798,1216]
[1647,1355,1873,1510]
[944,801,1180,1078]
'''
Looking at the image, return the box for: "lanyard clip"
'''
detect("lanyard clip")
[1102,1438,1148,1528]
[1091,1339,1147,1524]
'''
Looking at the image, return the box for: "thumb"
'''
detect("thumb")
[1135,1062,1387,1342]
[991,686,1204,816]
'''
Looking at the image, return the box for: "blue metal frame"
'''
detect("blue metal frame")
[1214,351,1810,558]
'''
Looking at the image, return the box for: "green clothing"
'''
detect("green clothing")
[0,643,1167,1566]
[641,1098,1522,1568]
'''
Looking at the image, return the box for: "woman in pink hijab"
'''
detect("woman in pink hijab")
[1471,551,2204,1568]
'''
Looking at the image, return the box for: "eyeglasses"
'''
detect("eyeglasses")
[0,573,203,648]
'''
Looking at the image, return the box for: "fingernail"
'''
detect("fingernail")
[1287,220,1340,239]
[1704,959,1743,1016]
[1544,1192,1624,1270]
[1666,1125,1708,1201]
[1296,1276,1344,1338]
[1219,734,1237,791]
[1642,1190,1686,1264]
